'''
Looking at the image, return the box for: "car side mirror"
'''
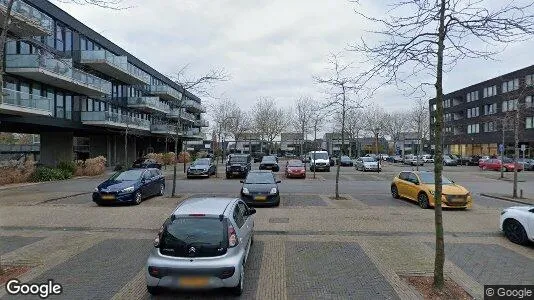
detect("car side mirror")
[247,208,257,215]
[240,180,244,183]
[276,180,281,183]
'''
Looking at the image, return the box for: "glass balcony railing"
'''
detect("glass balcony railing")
[150,123,178,134]
[184,98,206,112]
[148,85,182,101]
[6,54,112,95]
[196,118,209,127]
[79,50,151,84]
[81,111,150,129]
[125,97,170,113]
[1,88,52,113]
[1,0,53,34]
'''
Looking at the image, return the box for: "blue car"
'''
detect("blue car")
[93,168,165,205]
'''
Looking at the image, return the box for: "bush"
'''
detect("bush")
[32,166,72,182]
[57,161,77,175]
[0,156,35,185]
[75,156,107,176]
[162,152,176,165]
[177,152,191,163]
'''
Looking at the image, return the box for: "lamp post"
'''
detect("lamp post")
[375,127,381,173]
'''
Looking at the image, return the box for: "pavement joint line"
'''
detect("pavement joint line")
[256,239,287,300]
[111,268,146,300]
[479,193,534,205]
[33,192,93,205]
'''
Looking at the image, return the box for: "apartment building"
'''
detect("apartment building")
[0,0,208,166]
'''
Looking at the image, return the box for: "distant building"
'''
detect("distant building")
[395,132,429,155]
[323,133,388,157]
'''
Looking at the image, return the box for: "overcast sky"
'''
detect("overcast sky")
[54,0,534,126]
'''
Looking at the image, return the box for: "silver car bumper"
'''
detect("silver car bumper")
[146,247,243,290]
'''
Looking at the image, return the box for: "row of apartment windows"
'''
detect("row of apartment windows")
[466,91,479,102]
[483,85,497,98]
[467,107,479,118]
[442,96,533,121]
[467,124,480,134]
[502,79,520,93]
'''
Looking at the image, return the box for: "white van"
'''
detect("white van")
[307,151,331,172]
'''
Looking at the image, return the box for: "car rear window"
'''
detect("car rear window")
[262,156,277,163]
[229,156,248,163]
[288,160,304,167]
[159,217,227,258]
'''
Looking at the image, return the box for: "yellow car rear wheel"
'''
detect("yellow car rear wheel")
[418,192,430,209]
[391,185,400,199]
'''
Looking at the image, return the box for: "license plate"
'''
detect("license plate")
[101,195,115,200]
[233,172,240,175]
[255,195,267,201]
[178,277,209,288]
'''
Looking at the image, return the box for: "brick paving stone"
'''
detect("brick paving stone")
[0,236,42,256]
[281,194,326,207]
[351,193,414,207]
[285,241,399,299]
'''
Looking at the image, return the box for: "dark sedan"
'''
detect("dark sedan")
[132,158,162,170]
[93,168,165,205]
[338,156,354,167]
[259,156,280,172]
[187,158,216,178]
[240,171,281,206]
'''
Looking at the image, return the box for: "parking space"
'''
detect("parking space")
[281,194,327,207]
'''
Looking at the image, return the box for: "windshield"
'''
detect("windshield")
[192,158,210,166]
[288,160,304,167]
[502,158,513,163]
[160,217,226,258]
[229,156,248,163]
[341,156,350,161]
[311,152,328,160]
[245,172,275,184]
[418,172,453,184]
[361,157,376,162]
[110,169,144,181]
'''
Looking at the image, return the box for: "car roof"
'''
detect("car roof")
[173,197,238,216]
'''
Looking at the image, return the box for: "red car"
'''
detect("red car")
[479,158,523,172]
[285,160,306,178]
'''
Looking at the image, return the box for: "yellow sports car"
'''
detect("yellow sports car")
[390,171,473,209]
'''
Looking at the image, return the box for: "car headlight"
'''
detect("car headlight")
[466,192,471,197]
[94,187,99,192]
[501,209,507,215]
[429,190,435,195]
[226,166,230,171]
[121,186,135,193]
[203,168,208,172]
[269,187,278,195]
[242,187,250,195]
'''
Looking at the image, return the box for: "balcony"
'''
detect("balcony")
[150,123,179,135]
[0,0,53,37]
[184,128,204,140]
[196,118,209,127]
[124,97,169,114]
[1,88,52,116]
[184,98,206,113]
[6,54,112,97]
[81,111,150,131]
[77,50,150,85]
[148,85,182,102]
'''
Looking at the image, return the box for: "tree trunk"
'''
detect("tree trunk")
[124,127,128,167]
[501,121,505,179]
[313,124,317,179]
[513,109,519,198]
[433,0,446,290]
[335,88,346,199]
[172,136,178,197]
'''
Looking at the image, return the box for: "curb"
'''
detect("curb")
[35,192,93,205]
[479,193,534,206]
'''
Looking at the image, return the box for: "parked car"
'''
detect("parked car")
[468,155,482,166]
[132,158,162,170]
[403,155,424,166]
[226,154,252,179]
[252,152,265,163]
[285,160,306,178]
[479,158,523,172]
[187,158,216,178]
[146,197,255,296]
[443,155,458,166]
[390,171,473,209]
[421,155,434,163]
[517,158,534,171]
[93,168,164,205]
[478,156,491,164]
[259,155,280,172]
[338,156,354,167]
[240,170,281,206]
[386,155,403,163]
[307,151,331,172]
[355,157,381,172]
[500,206,534,245]
[329,157,335,166]
[380,154,390,161]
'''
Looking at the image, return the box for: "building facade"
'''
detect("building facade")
[0,0,208,166]
[429,65,534,157]
[323,133,388,157]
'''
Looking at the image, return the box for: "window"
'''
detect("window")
[527,117,534,129]
[432,104,436,111]
[444,113,451,122]
[484,122,496,132]
[526,96,533,108]
[445,127,452,133]
[443,99,451,108]
[484,103,497,115]
[483,85,497,98]
[467,124,480,134]
[55,25,64,51]
[526,74,534,86]
[466,91,479,102]
[502,99,518,112]
[233,204,245,228]
[55,91,64,119]
[467,107,479,118]
[65,28,72,51]
[502,79,519,93]
[65,95,72,120]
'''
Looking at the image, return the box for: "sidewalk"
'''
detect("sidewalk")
[480,193,534,205]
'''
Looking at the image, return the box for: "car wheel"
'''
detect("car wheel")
[327,167,330,172]
[501,167,508,172]
[391,185,400,199]
[504,219,529,245]
[417,193,429,209]
[226,174,231,179]
[147,286,161,295]
[482,166,487,170]
[230,265,244,296]
[158,183,165,196]
[134,191,142,205]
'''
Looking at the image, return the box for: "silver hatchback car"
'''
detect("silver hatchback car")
[146,197,256,296]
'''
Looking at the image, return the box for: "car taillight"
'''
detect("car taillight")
[148,266,162,278]
[228,225,239,247]
[154,224,164,248]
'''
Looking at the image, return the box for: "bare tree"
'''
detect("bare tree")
[385,110,409,156]
[351,0,534,289]
[334,109,364,158]
[227,106,252,152]
[364,106,388,156]
[409,99,430,170]
[252,97,287,155]
[314,52,363,199]
[292,96,314,156]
